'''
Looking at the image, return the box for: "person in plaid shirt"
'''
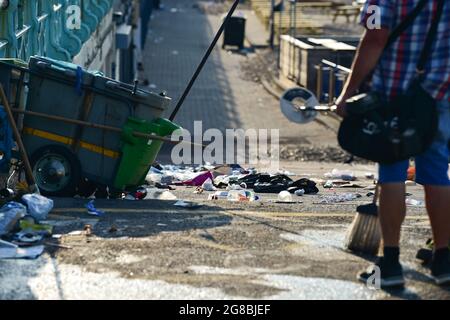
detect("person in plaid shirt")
[335,0,450,287]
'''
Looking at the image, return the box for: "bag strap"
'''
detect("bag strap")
[385,0,428,49]
[368,0,427,95]
[416,0,445,74]
[374,0,444,94]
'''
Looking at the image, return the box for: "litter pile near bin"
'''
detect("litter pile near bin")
[121,163,379,204]
[0,193,53,259]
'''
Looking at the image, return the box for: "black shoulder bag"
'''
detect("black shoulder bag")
[337,0,444,164]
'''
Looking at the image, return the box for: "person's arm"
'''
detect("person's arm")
[335,28,390,117]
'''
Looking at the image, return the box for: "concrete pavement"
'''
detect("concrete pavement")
[1,161,448,300]
[1,1,449,300]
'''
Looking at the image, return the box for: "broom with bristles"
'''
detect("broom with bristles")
[344,183,382,255]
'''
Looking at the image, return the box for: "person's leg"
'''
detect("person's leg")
[415,99,450,285]
[423,185,450,249]
[358,160,408,287]
[377,160,409,248]
[379,182,406,247]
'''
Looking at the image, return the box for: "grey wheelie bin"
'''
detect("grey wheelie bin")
[21,56,174,196]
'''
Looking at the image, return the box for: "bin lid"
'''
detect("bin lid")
[93,76,171,110]
[28,56,98,86]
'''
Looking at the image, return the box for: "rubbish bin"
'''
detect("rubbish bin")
[21,56,175,195]
[114,117,181,190]
[222,15,246,50]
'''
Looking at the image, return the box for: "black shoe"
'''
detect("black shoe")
[358,257,405,288]
[416,248,433,265]
[431,251,450,286]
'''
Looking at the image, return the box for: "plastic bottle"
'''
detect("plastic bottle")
[227,190,258,202]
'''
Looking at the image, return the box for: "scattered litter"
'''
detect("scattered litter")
[123,194,136,200]
[318,193,362,204]
[0,202,26,236]
[201,178,216,191]
[294,189,305,196]
[143,188,177,200]
[227,190,259,202]
[86,200,105,216]
[324,180,334,188]
[278,191,293,203]
[67,230,84,236]
[19,220,53,236]
[174,200,203,209]
[324,169,355,181]
[158,191,177,200]
[405,198,424,207]
[132,187,148,200]
[208,191,229,200]
[0,239,44,259]
[253,174,292,193]
[227,184,244,191]
[194,187,204,194]
[22,193,54,221]
[84,224,93,236]
[14,231,43,244]
[288,178,319,195]
[213,175,229,187]
[155,182,175,190]
[183,171,214,187]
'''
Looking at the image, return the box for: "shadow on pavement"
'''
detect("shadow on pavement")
[49,198,233,239]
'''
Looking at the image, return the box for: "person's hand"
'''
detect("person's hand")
[335,95,348,118]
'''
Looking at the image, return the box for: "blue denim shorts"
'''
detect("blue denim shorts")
[379,98,450,186]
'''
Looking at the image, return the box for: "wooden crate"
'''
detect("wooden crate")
[279,35,358,91]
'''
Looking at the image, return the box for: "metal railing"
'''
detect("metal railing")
[316,59,351,104]
[0,0,114,61]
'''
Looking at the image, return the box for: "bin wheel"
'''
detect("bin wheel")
[30,145,81,197]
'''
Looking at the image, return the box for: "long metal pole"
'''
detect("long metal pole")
[0,85,39,192]
[10,108,207,148]
[277,0,283,69]
[169,0,240,121]
[269,0,275,49]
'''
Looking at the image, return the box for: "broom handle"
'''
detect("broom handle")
[0,84,38,192]
[169,0,240,121]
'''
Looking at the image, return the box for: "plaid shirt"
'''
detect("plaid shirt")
[360,0,449,101]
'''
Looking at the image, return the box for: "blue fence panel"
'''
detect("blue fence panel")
[0,0,114,61]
